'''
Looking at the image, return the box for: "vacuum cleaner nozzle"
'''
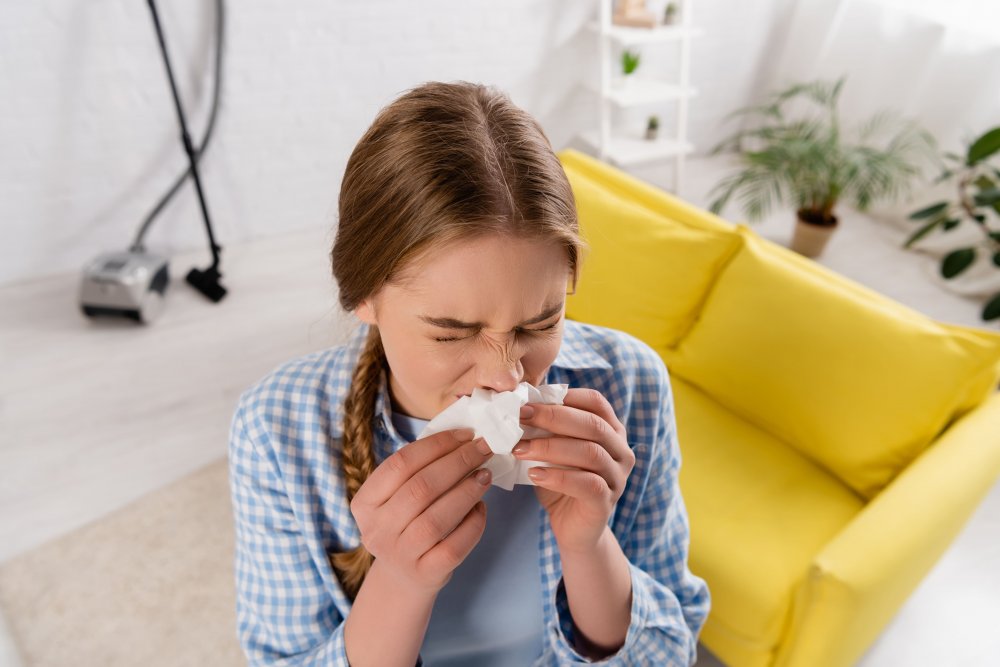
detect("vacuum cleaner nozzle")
[186,266,227,303]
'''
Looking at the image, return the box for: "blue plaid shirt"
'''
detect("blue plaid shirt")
[229,318,710,666]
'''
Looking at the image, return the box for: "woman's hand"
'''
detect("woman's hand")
[512,388,635,554]
[348,428,494,596]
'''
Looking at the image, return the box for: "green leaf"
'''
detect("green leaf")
[942,218,961,231]
[984,293,1000,321]
[941,247,976,278]
[909,201,949,219]
[904,217,944,247]
[968,127,1000,165]
[974,175,995,190]
[990,231,1000,243]
[993,251,1000,268]
[974,214,987,224]
[933,169,954,185]
[973,188,1000,206]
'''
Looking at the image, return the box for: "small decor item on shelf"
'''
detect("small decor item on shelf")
[622,48,640,75]
[645,115,659,140]
[613,0,657,29]
[663,2,679,25]
[904,125,1000,322]
[616,48,641,89]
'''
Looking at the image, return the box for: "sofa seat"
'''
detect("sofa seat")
[671,376,866,667]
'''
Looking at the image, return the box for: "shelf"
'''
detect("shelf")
[586,21,704,45]
[579,129,695,167]
[585,79,697,107]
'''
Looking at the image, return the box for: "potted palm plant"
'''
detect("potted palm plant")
[707,77,937,258]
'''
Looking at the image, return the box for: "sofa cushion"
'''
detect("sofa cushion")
[558,151,741,349]
[671,375,864,667]
[558,148,736,235]
[667,225,1000,500]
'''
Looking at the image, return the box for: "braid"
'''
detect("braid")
[330,325,385,601]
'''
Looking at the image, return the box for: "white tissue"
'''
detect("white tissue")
[417,382,572,491]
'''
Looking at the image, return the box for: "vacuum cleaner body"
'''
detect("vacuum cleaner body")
[80,250,170,324]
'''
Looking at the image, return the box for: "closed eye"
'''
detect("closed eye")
[433,321,559,343]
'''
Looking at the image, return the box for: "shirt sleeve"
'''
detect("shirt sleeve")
[545,360,712,666]
[229,400,353,666]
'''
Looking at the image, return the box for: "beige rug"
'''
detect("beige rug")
[0,458,244,667]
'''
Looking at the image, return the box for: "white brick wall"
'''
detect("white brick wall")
[0,0,791,286]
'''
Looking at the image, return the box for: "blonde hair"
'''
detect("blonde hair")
[328,80,584,600]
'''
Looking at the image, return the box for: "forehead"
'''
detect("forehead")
[391,235,571,310]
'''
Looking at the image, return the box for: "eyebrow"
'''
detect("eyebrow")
[418,300,564,330]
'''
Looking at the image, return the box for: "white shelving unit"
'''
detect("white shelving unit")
[579,0,701,193]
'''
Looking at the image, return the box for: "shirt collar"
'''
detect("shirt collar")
[550,320,613,371]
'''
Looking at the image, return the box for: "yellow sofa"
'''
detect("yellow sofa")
[556,148,1000,667]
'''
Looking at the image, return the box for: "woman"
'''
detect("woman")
[229,80,710,666]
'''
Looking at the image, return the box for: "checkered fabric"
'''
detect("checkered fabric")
[229,319,710,665]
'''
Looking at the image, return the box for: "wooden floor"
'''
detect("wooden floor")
[1,154,997,666]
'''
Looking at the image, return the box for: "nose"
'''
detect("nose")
[474,334,524,393]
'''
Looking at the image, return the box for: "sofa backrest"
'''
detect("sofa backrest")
[558,148,1000,500]
[558,149,742,350]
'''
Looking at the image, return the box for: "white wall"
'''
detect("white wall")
[0,0,792,287]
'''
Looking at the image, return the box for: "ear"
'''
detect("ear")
[355,298,377,325]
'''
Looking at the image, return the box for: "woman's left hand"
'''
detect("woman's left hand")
[512,388,636,554]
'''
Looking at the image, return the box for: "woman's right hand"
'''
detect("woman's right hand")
[349,428,494,596]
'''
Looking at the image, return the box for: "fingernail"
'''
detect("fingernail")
[475,468,492,485]
[511,442,529,455]
[455,428,476,441]
[475,437,492,456]
[527,467,547,481]
[519,405,535,420]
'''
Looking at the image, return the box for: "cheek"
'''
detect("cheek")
[520,335,562,380]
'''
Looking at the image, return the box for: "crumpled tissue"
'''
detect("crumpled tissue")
[417,382,572,491]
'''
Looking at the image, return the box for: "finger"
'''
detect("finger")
[523,401,619,456]
[525,389,631,463]
[356,428,476,507]
[560,388,626,437]
[399,467,492,557]
[380,436,493,535]
[514,436,618,486]
[416,500,488,579]
[528,467,614,505]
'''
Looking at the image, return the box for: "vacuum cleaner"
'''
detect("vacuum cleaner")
[80,0,227,324]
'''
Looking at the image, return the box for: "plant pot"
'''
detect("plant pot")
[645,127,658,140]
[613,76,636,91]
[790,209,838,258]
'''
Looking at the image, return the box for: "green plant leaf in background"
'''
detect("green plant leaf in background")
[984,293,1000,321]
[904,217,945,248]
[973,188,1000,207]
[622,49,640,75]
[909,201,949,219]
[967,127,1000,165]
[941,248,976,278]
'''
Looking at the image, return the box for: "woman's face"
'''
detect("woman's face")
[355,234,571,420]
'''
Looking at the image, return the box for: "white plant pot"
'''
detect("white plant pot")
[613,76,636,91]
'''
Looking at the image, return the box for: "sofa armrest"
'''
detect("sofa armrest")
[772,391,1000,667]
